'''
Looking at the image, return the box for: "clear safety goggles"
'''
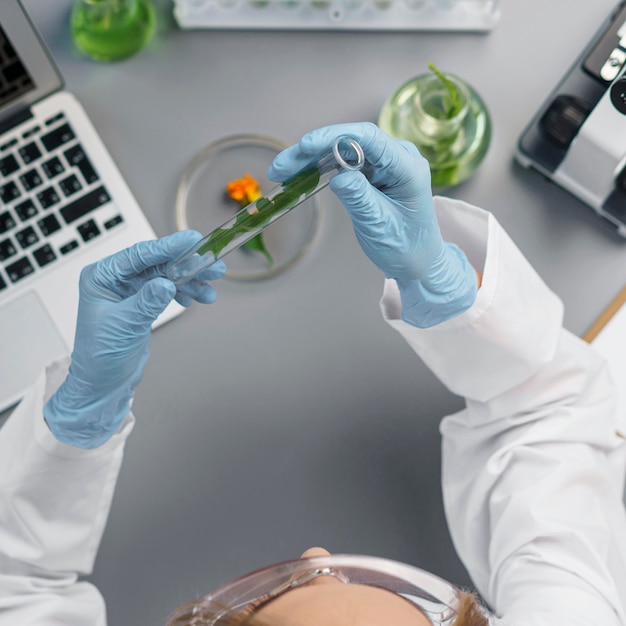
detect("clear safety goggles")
[166,553,493,625]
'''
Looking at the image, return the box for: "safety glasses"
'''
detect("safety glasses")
[166,554,480,625]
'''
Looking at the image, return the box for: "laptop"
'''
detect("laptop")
[0,0,183,413]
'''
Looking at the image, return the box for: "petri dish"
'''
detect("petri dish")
[175,134,321,281]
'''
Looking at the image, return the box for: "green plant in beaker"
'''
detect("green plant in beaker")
[378,63,491,188]
[70,0,155,62]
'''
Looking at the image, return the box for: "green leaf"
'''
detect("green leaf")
[259,167,321,217]
[194,166,321,262]
[195,227,234,258]
[282,166,321,199]
[243,233,274,266]
[428,61,462,118]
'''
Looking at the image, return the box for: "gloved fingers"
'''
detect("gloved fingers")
[367,138,432,194]
[175,279,219,306]
[170,256,225,305]
[82,232,227,302]
[330,170,411,262]
[329,170,386,226]
[268,123,380,182]
[92,230,204,289]
[174,292,193,308]
[122,273,221,322]
[122,277,177,329]
[268,122,423,182]
[176,258,227,283]
[299,123,388,167]
[267,123,431,208]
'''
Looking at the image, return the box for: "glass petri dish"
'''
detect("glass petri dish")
[175,134,321,281]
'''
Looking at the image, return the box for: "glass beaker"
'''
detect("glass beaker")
[70,0,156,62]
[378,71,491,188]
[166,136,365,285]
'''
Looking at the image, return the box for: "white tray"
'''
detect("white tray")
[173,0,501,32]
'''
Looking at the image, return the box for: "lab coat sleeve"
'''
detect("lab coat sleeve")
[0,357,134,625]
[381,197,626,626]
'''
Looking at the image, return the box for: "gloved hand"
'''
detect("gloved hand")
[267,122,477,328]
[44,230,226,449]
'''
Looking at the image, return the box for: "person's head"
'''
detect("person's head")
[165,549,491,626]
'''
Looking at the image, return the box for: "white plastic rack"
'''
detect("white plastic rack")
[173,0,501,32]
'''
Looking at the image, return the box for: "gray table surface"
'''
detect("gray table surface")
[17,0,626,624]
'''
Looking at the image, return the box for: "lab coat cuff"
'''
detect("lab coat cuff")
[380,197,564,402]
[32,357,135,457]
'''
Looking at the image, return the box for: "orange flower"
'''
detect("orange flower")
[226,173,262,204]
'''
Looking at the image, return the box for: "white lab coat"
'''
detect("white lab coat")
[0,197,624,625]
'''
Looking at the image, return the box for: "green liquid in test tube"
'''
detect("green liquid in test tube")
[166,136,365,285]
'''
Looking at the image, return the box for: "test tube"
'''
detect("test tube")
[166,135,365,285]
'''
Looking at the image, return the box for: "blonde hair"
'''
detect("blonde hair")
[454,591,490,626]
[166,588,489,626]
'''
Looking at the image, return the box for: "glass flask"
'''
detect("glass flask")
[70,0,155,62]
[378,71,491,188]
[167,136,365,286]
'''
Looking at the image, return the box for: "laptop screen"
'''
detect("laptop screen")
[0,22,35,109]
[0,0,62,125]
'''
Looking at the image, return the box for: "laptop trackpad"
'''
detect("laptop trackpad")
[0,291,69,409]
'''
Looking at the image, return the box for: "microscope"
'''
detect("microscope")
[517,1,626,235]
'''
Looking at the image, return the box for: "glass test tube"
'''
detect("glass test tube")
[166,136,365,285]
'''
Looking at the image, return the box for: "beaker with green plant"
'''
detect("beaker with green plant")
[378,62,491,188]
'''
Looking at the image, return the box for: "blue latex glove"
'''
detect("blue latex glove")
[44,230,226,449]
[267,122,477,328]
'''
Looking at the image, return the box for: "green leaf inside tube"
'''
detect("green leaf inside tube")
[195,166,321,261]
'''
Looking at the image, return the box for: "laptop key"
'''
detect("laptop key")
[59,174,82,197]
[104,215,123,230]
[64,144,99,184]
[77,219,100,242]
[36,187,60,210]
[14,199,37,221]
[0,181,20,203]
[41,123,75,152]
[0,138,18,151]
[0,153,19,176]
[60,240,79,255]
[20,168,43,191]
[60,186,110,224]
[33,244,56,268]
[45,112,65,126]
[0,238,16,261]
[22,125,40,140]
[19,142,42,165]
[15,226,38,249]
[0,211,15,234]
[42,156,65,179]
[0,274,6,291]
[5,256,34,283]
[38,214,61,236]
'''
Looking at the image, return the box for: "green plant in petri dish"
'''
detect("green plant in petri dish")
[70,0,155,62]
[224,173,273,266]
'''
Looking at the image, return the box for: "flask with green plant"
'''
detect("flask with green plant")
[378,62,491,187]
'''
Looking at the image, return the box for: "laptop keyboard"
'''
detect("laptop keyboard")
[0,111,123,292]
